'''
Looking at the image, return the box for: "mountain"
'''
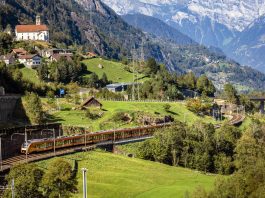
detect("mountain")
[1,0,265,90]
[227,15,265,72]
[102,0,265,47]
[122,13,195,45]
[102,0,265,72]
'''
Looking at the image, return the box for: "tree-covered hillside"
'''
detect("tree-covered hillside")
[1,0,265,90]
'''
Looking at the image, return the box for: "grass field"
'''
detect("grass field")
[47,100,220,131]
[37,151,219,198]
[20,67,40,83]
[83,58,148,83]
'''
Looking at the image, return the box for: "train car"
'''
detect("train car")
[21,123,172,154]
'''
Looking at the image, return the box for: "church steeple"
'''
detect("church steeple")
[36,15,41,25]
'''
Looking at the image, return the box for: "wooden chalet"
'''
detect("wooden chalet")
[81,97,102,109]
[87,52,97,58]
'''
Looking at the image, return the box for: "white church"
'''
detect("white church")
[15,15,49,42]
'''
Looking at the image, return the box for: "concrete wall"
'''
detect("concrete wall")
[0,124,61,159]
[0,96,20,122]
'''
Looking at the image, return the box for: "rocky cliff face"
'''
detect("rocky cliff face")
[103,0,265,31]
[227,15,265,71]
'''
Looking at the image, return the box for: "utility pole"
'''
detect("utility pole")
[138,39,145,101]
[82,168,88,198]
[132,49,135,101]
[53,128,56,156]
[11,178,15,198]
[85,129,87,149]
[25,128,28,162]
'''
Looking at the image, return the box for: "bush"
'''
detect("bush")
[112,112,131,122]
[23,92,45,124]
[85,109,101,120]
[186,98,212,115]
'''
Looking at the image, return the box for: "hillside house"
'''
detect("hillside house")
[87,52,97,58]
[0,53,16,65]
[81,97,102,109]
[15,15,49,42]
[50,54,73,62]
[106,83,140,92]
[12,48,28,57]
[42,48,73,58]
[18,54,42,69]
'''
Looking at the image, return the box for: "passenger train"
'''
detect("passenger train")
[21,123,171,154]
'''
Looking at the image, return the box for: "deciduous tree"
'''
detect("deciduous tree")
[23,92,44,124]
[4,164,43,198]
[42,159,77,198]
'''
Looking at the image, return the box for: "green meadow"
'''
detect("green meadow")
[37,151,219,198]
[83,58,148,83]
[47,100,220,131]
[20,67,40,83]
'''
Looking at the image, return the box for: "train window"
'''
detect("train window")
[74,137,83,143]
[36,142,49,149]
[56,141,64,147]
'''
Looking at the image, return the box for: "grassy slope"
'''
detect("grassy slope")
[20,67,40,83]
[37,151,219,198]
[47,100,220,131]
[83,58,147,83]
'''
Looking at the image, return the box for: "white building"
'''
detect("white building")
[18,54,42,69]
[15,15,49,42]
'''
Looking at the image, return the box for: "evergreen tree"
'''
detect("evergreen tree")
[100,72,109,86]
[0,32,13,54]
[196,75,216,96]
[146,58,160,75]
[224,84,239,104]
[183,72,197,90]
[37,62,49,81]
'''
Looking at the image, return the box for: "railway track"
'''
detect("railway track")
[1,114,245,173]
[215,114,245,129]
[1,145,97,172]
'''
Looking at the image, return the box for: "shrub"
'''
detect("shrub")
[85,109,100,120]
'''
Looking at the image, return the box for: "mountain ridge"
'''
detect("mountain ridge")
[102,0,265,73]
[1,0,265,90]
[122,13,195,45]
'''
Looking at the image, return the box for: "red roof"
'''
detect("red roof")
[12,48,27,54]
[19,54,39,60]
[16,25,48,33]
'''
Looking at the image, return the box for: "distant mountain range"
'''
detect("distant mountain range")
[227,15,265,72]
[1,0,265,90]
[122,13,195,45]
[102,0,265,73]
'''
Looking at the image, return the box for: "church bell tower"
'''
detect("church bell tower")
[36,15,41,25]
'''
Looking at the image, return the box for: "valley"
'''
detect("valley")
[1,0,265,198]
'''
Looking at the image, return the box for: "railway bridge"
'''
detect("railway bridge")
[0,114,245,173]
